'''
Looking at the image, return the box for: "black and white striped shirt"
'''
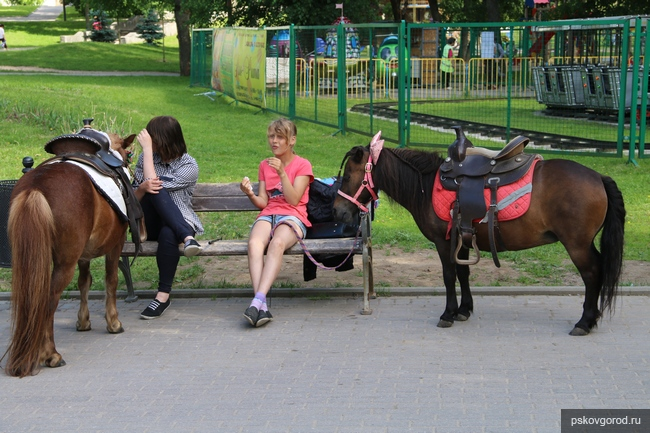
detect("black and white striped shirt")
[134,152,204,235]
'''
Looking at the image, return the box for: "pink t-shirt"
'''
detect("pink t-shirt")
[258,155,314,226]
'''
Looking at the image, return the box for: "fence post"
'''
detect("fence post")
[289,24,297,119]
[398,20,407,148]
[639,20,650,159]
[337,21,346,135]
[618,20,631,160]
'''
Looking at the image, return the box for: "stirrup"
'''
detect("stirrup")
[454,233,480,265]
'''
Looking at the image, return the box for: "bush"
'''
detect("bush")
[135,10,164,46]
[89,9,117,43]
[8,0,42,5]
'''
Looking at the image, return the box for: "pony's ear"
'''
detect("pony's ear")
[369,130,383,163]
[346,146,367,163]
[352,146,367,163]
[123,134,136,148]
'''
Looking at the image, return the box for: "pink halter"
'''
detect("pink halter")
[337,131,383,213]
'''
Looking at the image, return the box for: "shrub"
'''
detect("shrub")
[135,10,164,46]
[89,9,117,43]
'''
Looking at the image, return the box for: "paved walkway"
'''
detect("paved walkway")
[1,293,649,432]
[0,0,62,22]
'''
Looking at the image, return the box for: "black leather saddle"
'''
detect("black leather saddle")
[439,126,538,267]
[44,118,124,168]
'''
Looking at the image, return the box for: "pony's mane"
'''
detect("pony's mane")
[376,147,445,209]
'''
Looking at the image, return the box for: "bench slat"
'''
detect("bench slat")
[191,196,258,212]
[122,238,361,256]
[191,182,259,212]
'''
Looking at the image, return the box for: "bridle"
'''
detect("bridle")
[336,149,379,213]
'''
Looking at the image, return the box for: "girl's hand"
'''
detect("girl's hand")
[136,129,153,153]
[266,157,284,175]
[240,176,254,197]
[140,177,163,194]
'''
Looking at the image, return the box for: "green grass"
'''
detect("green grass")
[1,8,86,47]
[0,5,39,17]
[1,42,179,71]
[411,99,621,144]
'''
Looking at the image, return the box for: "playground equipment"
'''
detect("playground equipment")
[531,16,649,117]
[311,17,371,90]
[267,29,304,58]
[376,34,399,81]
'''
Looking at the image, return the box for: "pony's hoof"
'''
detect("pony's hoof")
[76,321,92,332]
[46,357,66,368]
[107,325,124,334]
[437,319,454,328]
[569,326,590,336]
[455,313,469,321]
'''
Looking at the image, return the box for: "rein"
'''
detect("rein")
[270,221,361,271]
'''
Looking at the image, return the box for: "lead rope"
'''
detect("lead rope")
[269,220,362,270]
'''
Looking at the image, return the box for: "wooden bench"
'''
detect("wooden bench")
[119,182,375,314]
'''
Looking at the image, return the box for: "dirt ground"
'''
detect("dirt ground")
[189,248,650,289]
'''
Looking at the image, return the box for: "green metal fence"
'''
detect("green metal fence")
[190,29,214,88]
[191,17,649,162]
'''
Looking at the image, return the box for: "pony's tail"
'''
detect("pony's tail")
[598,175,626,316]
[4,190,55,377]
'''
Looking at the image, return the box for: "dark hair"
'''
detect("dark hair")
[447,37,456,45]
[146,116,187,162]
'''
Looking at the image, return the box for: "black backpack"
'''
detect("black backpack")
[303,177,357,281]
[307,177,340,224]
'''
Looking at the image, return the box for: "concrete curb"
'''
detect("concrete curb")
[1,285,649,302]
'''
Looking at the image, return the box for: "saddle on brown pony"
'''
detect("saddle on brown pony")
[44,118,145,255]
[439,126,538,267]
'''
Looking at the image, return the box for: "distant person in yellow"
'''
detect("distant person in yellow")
[440,37,456,89]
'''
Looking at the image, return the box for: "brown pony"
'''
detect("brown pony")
[333,133,626,336]
[4,132,136,377]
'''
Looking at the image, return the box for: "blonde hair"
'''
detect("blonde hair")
[267,118,297,141]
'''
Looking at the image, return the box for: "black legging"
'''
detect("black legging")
[140,188,195,293]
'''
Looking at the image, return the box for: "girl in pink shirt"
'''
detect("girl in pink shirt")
[240,118,313,327]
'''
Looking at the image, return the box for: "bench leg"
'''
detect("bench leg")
[361,215,373,315]
[119,256,138,303]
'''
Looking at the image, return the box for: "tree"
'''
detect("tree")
[136,9,164,45]
[173,0,192,76]
[89,9,118,43]
[427,0,440,22]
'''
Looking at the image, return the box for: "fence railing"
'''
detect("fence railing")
[192,19,649,161]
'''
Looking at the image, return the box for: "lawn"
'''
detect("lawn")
[0,5,38,17]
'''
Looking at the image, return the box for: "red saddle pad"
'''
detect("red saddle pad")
[433,157,541,230]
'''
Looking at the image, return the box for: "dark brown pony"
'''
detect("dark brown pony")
[4,132,136,377]
[333,135,626,336]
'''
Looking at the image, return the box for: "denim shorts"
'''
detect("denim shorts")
[253,215,307,239]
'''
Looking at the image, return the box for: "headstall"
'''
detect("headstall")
[336,131,383,213]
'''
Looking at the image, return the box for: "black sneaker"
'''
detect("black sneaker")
[140,298,170,319]
[183,239,201,257]
[256,310,273,327]
[243,306,259,326]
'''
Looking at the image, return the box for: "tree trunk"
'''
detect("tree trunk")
[485,0,501,22]
[390,0,401,21]
[427,0,440,22]
[226,0,232,26]
[174,0,191,77]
